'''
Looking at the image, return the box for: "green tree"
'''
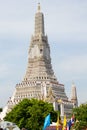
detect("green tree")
[0,108,2,112]
[71,103,87,130]
[4,98,57,130]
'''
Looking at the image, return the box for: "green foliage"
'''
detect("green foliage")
[72,103,87,130]
[4,98,57,130]
[0,108,2,112]
[71,121,87,130]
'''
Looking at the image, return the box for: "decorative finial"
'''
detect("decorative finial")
[72,81,75,86]
[38,3,41,12]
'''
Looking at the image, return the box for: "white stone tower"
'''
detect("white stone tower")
[8,3,68,104]
[71,82,78,107]
[0,4,76,119]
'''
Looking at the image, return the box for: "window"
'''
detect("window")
[40,49,43,53]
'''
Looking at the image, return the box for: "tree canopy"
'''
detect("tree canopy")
[4,98,58,130]
[71,103,87,130]
[0,108,2,112]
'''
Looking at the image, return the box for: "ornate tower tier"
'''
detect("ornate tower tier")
[24,3,54,80]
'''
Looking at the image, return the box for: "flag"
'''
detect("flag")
[56,111,62,130]
[67,115,75,130]
[43,114,50,130]
[56,114,59,130]
[62,115,67,130]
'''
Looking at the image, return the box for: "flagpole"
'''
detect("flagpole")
[62,115,67,130]
[56,111,60,130]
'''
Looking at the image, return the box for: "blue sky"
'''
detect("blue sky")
[0,0,87,107]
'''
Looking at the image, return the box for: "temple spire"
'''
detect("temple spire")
[71,82,78,107]
[37,3,41,12]
[34,3,45,36]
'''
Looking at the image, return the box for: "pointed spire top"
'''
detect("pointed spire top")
[37,3,41,12]
[72,81,75,86]
[35,3,45,35]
